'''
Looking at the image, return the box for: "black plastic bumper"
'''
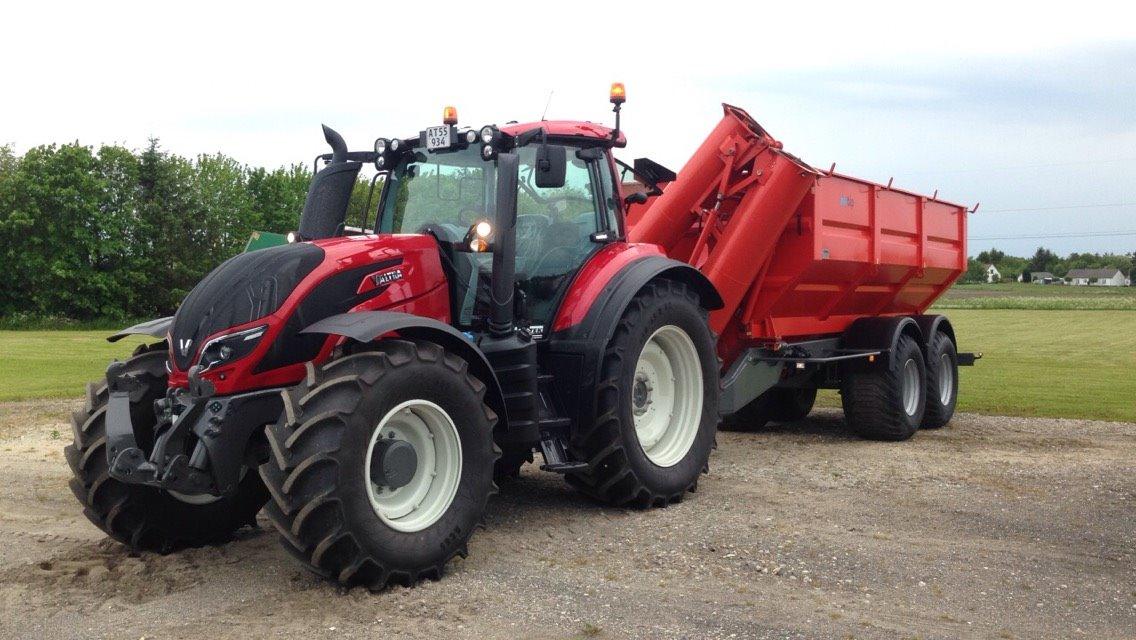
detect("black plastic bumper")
[104,363,283,497]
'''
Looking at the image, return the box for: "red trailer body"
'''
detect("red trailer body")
[628,105,967,365]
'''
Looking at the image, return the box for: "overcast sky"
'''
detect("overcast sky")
[3,0,1133,257]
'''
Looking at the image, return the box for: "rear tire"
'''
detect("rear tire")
[721,387,816,432]
[719,392,773,432]
[64,344,268,552]
[768,387,817,422]
[259,341,498,589]
[566,280,719,508]
[840,334,926,441]
[921,331,958,429]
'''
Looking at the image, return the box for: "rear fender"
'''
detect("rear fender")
[547,254,723,433]
[301,311,507,427]
[841,316,923,372]
[911,314,956,352]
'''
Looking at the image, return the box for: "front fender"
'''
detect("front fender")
[107,316,173,343]
[301,311,507,428]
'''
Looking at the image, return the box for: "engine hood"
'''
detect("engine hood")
[170,243,325,370]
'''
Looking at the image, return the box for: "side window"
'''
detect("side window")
[513,145,606,328]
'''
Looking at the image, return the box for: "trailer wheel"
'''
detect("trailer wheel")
[921,331,958,429]
[768,387,817,423]
[64,344,268,552]
[567,280,718,507]
[494,446,533,480]
[840,334,926,441]
[259,340,498,589]
[719,392,773,431]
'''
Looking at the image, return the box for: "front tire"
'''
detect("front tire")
[567,280,719,508]
[259,341,498,589]
[64,344,268,552]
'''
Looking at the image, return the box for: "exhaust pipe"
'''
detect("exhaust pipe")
[297,125,361,241]
[489,152,520,338]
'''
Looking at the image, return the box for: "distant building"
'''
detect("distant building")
[1030,271,1060,284]
[1065,268,1127,287]
[984,264,1001,283]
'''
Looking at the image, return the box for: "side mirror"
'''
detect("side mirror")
[534,144,567,188]
[624,192,649,205]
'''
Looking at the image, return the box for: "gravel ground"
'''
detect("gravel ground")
[0,399,1133,639]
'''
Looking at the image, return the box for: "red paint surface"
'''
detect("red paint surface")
[550,242,665,332]
[167,234,450,395]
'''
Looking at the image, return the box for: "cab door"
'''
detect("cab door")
[513,145,621,335]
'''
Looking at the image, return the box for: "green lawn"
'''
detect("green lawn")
[0,331,150,401]
[2,309,1135,422]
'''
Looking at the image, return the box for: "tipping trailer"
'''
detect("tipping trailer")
[626,104,976,436]
[66,85,974,589]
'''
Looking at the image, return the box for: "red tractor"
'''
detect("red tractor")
[66,84,974,588]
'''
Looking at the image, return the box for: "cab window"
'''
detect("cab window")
[514,145,606,328]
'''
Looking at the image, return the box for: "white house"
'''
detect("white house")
[1030,271,1060,284]
[1065,268,1127,286]
[984,264,1001,283]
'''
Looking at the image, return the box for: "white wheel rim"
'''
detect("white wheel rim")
[631,325,703,467]
[365,400,462,533]
[168,466,247,505]
[902,358,921,417]
[938,354,954,406]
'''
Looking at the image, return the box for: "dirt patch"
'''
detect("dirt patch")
[1,399,1133,639]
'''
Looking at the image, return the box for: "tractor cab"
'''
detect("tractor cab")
[370,113,625,337]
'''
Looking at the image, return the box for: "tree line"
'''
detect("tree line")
[0,141,380,323]
[963,247,1136,284]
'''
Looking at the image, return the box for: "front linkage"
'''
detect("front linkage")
[104,362,281,499]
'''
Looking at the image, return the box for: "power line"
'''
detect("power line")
[981,202,1136,213]
[971,230,1136,241]
[904,157,1136,176]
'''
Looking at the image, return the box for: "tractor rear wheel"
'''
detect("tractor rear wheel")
[259,340,498,589]
[64,344,268,552]
[840,334,926,441]
[921,331,958,429]
[567,280,719,507]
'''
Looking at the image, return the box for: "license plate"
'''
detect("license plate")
[425,126,451,151]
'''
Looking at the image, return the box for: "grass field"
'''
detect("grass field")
[2,307,1134,422]
[934,282,1136,310]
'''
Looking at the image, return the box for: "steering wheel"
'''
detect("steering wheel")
[516,214,551,272]
[531,245,578,277]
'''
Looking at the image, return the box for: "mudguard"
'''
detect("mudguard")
[301,311,507,426]
[562,255,723,344]
[106,316,173,343]
[841,316,923,367]
[911,314,956,350]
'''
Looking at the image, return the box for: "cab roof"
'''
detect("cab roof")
[498,120,626,148]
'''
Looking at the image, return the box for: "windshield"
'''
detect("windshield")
[380,146,495,238]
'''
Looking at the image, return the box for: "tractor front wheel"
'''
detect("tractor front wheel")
[64,344,268,552]
[259,340,498,589]
[567,280,719,507]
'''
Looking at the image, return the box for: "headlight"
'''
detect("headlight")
[479,126,495,144]
[464,130,477,144]
[474,221,492,238]
[374,138,388,154]
[481,144,495,160]
[376,156,385,169]
[389,138,400,151]
[199,325,267,370]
